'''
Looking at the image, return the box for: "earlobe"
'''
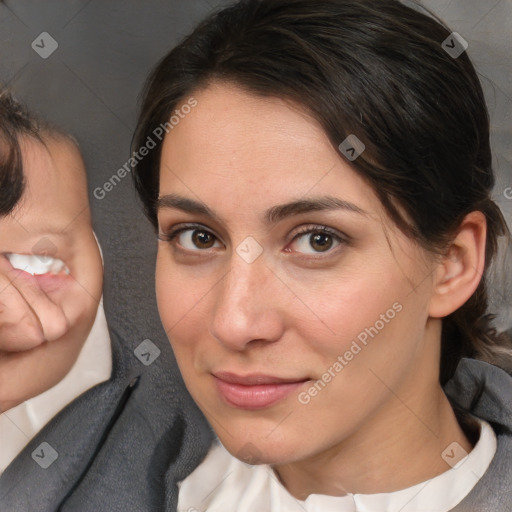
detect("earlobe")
[429,211,487,318]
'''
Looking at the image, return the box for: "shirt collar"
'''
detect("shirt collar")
[273,419,497,512]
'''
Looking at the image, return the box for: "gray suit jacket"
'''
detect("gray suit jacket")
[0,326,213,512]
[447,358,512,511]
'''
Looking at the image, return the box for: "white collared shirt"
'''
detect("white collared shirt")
[0,299,112,474]
[178,419,497,512]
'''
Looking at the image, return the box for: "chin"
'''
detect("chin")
[217,426,307,466]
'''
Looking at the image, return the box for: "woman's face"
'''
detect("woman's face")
[156,83,441,465]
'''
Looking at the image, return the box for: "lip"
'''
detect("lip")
[32,271,73,293]
[10,265,73,293]
[213,371,310,410]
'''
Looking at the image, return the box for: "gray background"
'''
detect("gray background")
[0,0,510,373]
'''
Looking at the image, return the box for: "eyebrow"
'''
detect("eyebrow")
[157,193,367,224]
[157,194,214,218]
[265,197,367,223]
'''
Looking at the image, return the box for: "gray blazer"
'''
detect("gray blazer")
[0,326,213,512]
[448,358,512,511]
[2,343,509,512]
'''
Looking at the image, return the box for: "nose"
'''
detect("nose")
[209,256,285,352]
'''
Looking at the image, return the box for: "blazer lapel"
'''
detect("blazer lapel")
[0,328,139,511]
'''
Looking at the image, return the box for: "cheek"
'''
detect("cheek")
[293,263,432,400]
[156,253,180,335]
[289,291,429,444]
[291,267,407,355]
[155,250,212,350]
[316,275,431,385]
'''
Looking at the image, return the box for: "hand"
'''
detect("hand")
[0,255,69,353]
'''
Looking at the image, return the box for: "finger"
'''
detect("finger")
[0,270,46,351]
[0,260,69,343]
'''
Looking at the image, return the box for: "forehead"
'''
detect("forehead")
[162,83,331,166]
[159,83,379,217]
[13,135,90,226]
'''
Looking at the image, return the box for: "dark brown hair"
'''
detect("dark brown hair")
[0,89,78,216]
[132,0,512,383]
[0,90,40,215]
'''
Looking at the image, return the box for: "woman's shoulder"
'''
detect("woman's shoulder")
[453,427,512,511]
[444,358,512,427]
[446,358,512,511]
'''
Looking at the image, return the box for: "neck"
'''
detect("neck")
[273,322,473,500]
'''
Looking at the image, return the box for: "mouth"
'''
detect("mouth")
[213,371,310,410]
[5,253,70,277]
[4,253,72,293]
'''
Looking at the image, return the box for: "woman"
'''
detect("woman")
[133,0,512,510]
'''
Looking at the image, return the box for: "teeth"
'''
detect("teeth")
[6,253,70,276]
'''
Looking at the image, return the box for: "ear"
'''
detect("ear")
[429,211,487,318]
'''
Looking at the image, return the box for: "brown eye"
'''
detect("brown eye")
[309,233,333,252]
[288,227,344,255]
[192,230,216,249]
[162,227,222,251]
